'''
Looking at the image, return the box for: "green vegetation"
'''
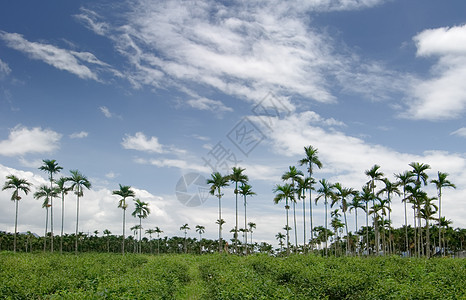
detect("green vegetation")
[0,252,464,299]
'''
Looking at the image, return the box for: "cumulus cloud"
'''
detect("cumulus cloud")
[69,131,89,139]
[0,125,61,156]
[122,132,186,155]
[405,25,466,120]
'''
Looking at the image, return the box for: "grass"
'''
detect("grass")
[0,252,464,299]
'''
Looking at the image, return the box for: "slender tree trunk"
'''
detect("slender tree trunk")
[286,199,290,256]
[14,200,18,253]
[44,206,49,252]
[366,202,369,255]
[344,211,349,256]
[438,190,442,256]
[139,217,142,254]
[303,190,306,252]
[235,183,238,254]
[244,194,247,255]
[218,190,222,253]
[50,196,54,253]
[293,201,298,251]
[404,194,408,256]
[75,193,80,255]
[355,210,358,256]
[413,207,417,257]
[122,206,126,255]
[426,220,430,258]
[325,198,328,257]
[60,194,64,254]
[309,188,314,249]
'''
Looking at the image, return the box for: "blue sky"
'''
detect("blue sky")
[0,0,465,246]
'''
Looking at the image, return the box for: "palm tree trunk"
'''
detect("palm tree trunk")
[365,202,369,255]
[286,199,290,256]
[438,191,442,256]
[218,191,222,253]
[404,195,408,256]
[293,201,298,251]
[139,217,142,254]
[60,194,64,254]
[14,199,18,253]
[426,220,430,257]
[235,183,238,254]
[325,198,328,257]
[309,188,313,249]
[344,211,349,255]
[44,206,49,252]
[50,196,54,253]
[244,194,247,254]
[302,190,306,252]
[75,193,80,255]
[122,206,126,255]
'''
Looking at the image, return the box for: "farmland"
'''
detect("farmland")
[1,252,464,299]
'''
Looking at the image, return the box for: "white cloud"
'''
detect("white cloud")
[186,97,233,113]
[74,8,109,36]
[0,125,61,156]
[0,58,11,78]
[122,132,165,153]
[69,131,89,139]
[451,127,466,138]
[405,25,466,120]
[0,31,119,81]
[99,106,113,118]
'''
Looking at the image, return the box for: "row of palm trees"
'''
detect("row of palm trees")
[272,146,457,257]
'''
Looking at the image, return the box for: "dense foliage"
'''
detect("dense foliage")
[0,252,464,299]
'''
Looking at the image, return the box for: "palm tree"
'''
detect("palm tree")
[195,225,205,254]
[273,183,295,255]
[296,177,313,250]
[180,223,190,254]
[315,179,334,257]
[66,170,91,254]
[365,164,384,254]
[130,225,141,253]
[409,162,431,186]
[34,185,58,252]
[207,172,229,253]
[2,175,32,253]
[239,183,255,250]
[357,185,376,255]
[229,167,248,253]
[275,232,285,254]
[431,171,456,255]
[419,196,438,257]
[406,184,426,257]
[103,229,112,252]
[332,182,356,255]
[348,195,365,254]
[215,218,226,251]
[248,221,256,254]
[55,176,72,254]
[154,227,163,254]
[282,166,303,250]
[112,184,135,255]
[39,159,62,253]
[299,145,323,246]
[132,198,150,253]
[395,171,415,255]
[378,178,400,254]
[330,209,344,256]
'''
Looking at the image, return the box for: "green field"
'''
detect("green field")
[0,252,464,299]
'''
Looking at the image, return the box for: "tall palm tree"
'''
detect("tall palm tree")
[207,172,229,253]
[299,145,323,246]
[132,198,150,253]
[2,175,31,253]
[431,171,455,255]
[154,227,163,254]
[331,182,356,255]
[282,166,303,250]
[39,159,62,253]
[365,164,384,254]
[315,179,334,257]
[296,177,313,250]
[275,232,285,254]
[273,183,295,255]
[195,225,205,254]
[406,184,426,257]
[66,170,91,254]
[357,184,376,255]
[180,223,190,254]
[409,162,431,187]
[112,184,135,255]
[378,178,400,254]
[229,167,248,253]
[34,185,58,252]
[419,196,438,257]
[239,183,255,251]
[395,171,415,255]
[55,176,72,254]
[348,195,365,255]
[248,221,256,254]
[103,229,112,252]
